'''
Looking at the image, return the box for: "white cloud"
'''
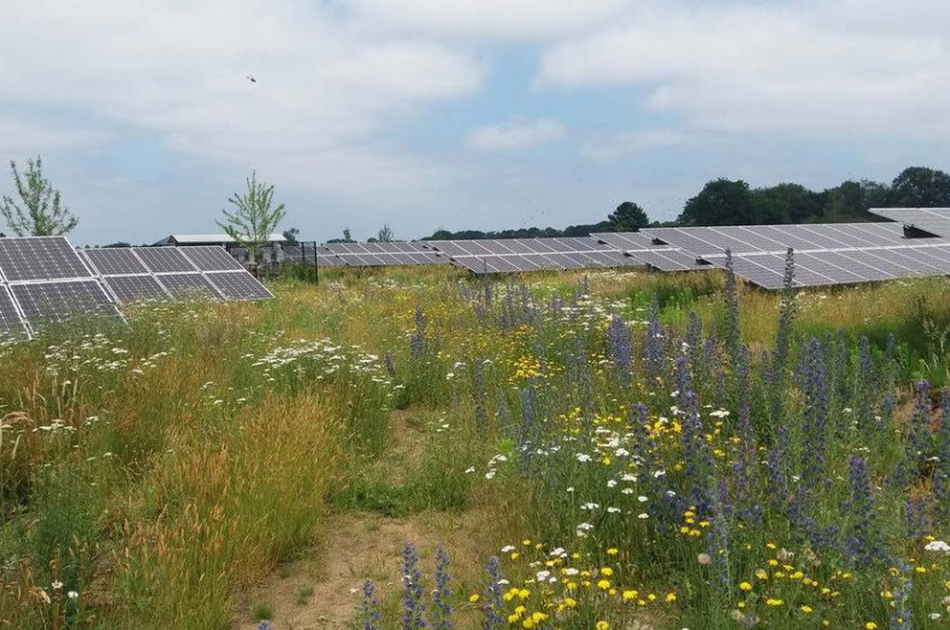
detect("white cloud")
[347,0,633,41]
[0,1,483,190]
[582,129,689,159]
[537,1,950,137]
[467,118,566,152]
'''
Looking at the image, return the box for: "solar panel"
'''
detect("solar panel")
[591,232,705,271]
[179,246,244,272]
[0,237,93,281]
[156,273,220,300]
[104,275,170,304]
[133,247,197,273]
[11,280,119,326]
[870,208,950,238]
[321,242,446,266]
[83,248,149,275]
[206,272,274,300]
[0,285,26,336]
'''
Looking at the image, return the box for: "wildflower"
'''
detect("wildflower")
[739,582,752,592]
[401,544,426,630]
[360,581,382,630]
[665,592,677,603]
[596,622,609,630]
[800,605,813,613]
[469,594,479,603]
[622,590,638,601]
[865,623,878,630]
[765,599,784,606]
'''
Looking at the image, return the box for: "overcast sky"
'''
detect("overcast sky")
[2,0,948,245]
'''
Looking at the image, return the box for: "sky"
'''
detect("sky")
[1,0,949,246]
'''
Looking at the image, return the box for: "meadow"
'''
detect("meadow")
[2,261,950,629]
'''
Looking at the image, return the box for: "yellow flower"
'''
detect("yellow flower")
[596,622,609,630]
[737,581,751,592]
[606,548,619,555]
[469,594,480,603]
[517,589,530,600]
[665,592,677,603]
[563,597,577,608]
[597,579,611,590]
[755,569,768,580]
[622,590,638,601]
[600,567,614,577]
[765,598,784,606]
[866,623,878,630]
[800,605,813,613]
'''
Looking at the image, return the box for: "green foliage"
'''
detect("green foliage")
[607,201,650,231]
[890,166,950,207]
[377,224,394,242]
[678,178,756,226]
[217,170,286,258]
[1,156,78,236]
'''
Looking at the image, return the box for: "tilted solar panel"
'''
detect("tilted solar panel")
[133,247,197,273]
[156,273,220,300]
[206,272,274,300]
[0,285,26,336]
[104,275,170,304]
[869,208,950,234]
[179,246,245,272]
[83,248,149,275]
[11,280,120,326]
[0,237,93,282]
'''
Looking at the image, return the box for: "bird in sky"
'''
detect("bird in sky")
[246,74,257,83]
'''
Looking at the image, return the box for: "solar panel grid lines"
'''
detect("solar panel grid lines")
[155,273,222,300]
[870,208,950,236]
[82,247,150,276]
[103,275,171,304]
[133,246,199,274]
[10,279,122,328]
[0,236,95,282]
[0,284,27,336]
[179,246,245,272]
[205,271,274,300]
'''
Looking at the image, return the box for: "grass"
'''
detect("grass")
[1,265,950,628]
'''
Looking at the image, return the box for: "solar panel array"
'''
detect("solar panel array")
[637,223,950,289]
[591,232,705,271]
[0,237,120,337]
[870,208,950,237]
[422,237,636,274]
[0,238,275,339]
[82,245,274,305]
[322,241,446,266]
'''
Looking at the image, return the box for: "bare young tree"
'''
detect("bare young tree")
[377,224,394,242]
[217,171,286,261]
[1,156,78,236]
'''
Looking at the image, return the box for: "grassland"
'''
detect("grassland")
[2,264,950,629]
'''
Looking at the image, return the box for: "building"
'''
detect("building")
[152,233,288,247]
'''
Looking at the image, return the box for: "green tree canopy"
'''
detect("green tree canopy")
[1,156,78,236]
[677,178,755,226]
[377,224,394,242]
[752,183,823,224]
[889,167,950,207]
[217,171,285,259]
[607,202,650,231]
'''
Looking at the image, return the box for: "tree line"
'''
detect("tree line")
[425,166,950,238]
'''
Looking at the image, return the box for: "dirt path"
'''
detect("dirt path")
[236,411,498,630]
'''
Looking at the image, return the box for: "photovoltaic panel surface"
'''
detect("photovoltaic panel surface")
[179,246,245,271]
[321,242,445,266]
[83,248,149,275]
[104,275,169,304]
[206,272,274,300]
[591,232,705,271]
[430,237,636,274]
[0,237,93,281]
[133,247,197,273]
[0,285,26,336]
[156,273,220,300]
[870,208,950,237]
[11,280,119,325]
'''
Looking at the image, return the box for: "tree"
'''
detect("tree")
[822,179,890,221]
[1,156,78,236]
[343,228,352,242]
[607,202,650,231]
[677,178,755,226]
[889,167,950,207]
[217,171,285,261]
[282,227,300,245]
[752,183,822,224]
[377,224,394,242]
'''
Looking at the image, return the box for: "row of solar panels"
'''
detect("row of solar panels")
[282,237,656,273]
[596,210,950,289]
[0,238,272,338]
[276,208,950,289]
